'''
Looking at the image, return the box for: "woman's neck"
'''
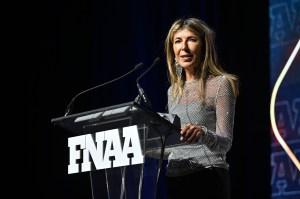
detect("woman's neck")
[185,71,196,81]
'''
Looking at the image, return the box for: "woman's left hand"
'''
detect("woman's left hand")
[180,124,204,143]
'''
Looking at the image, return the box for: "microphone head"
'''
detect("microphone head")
[136,57,161,83]
[154,57,161,64]
[135,62,144,70]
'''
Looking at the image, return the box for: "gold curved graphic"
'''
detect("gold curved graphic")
[270,38,300,171]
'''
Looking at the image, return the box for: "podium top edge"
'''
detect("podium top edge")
[51,101,139,124]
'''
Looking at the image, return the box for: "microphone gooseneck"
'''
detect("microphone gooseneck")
[64,62,144,116]
[135,57,161,108]
[136,57,160,83]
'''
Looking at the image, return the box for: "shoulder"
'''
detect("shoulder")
[207,75,229,86]
[168,83,179,91]
[167,86,171,95]
[167,84,175,96]
[208,74,239,98]
[208,75,233,96]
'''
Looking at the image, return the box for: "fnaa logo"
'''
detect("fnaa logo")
[68,125,144,174]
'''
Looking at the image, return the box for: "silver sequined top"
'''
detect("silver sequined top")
[166,75,236,177]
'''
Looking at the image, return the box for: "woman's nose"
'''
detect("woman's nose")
[180,41,187,51]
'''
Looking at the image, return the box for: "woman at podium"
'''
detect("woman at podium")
[164,17,239,199]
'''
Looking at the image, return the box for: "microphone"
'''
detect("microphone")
[135,57,161,108]
[64,62,144,116]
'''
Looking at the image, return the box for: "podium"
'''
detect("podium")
[51,101,181,199]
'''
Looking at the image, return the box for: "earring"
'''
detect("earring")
[175,60,182,77]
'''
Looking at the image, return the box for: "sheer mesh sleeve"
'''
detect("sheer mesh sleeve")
[200,77,236,153]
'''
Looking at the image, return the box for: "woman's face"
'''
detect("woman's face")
[173,28,202,73]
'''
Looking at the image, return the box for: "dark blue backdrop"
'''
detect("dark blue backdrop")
[269,0,300,198]
[30,0,271,199]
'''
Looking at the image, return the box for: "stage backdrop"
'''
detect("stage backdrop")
[269,0,300,198]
